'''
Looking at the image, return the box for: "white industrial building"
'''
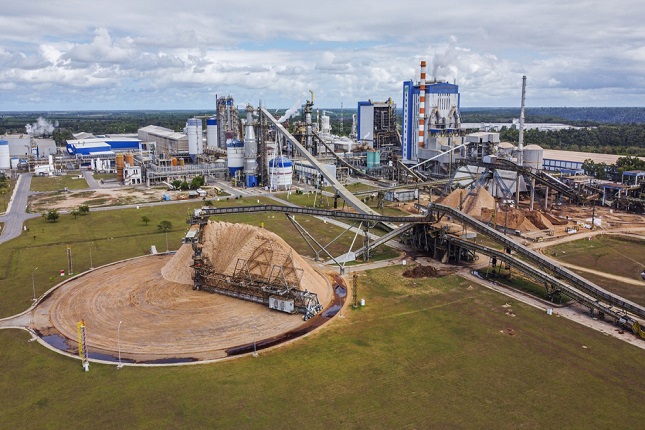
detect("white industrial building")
[138,126,188,156]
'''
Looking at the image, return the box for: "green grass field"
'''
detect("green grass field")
[30,173,90,192]
[2,266,645,429]
[1,176,17,213]
[3,188,645,428]
[547,234,645,306]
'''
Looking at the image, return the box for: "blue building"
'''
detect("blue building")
[401,80,461,162]
[66,137,141,155]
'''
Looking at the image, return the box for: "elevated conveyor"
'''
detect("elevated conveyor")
[261,108,378,216]
[428,202,645,321]
[447,236,633,323]
[194,205,427,225]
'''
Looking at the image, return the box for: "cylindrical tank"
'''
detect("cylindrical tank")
[523,144,544,170]
[268,156,293,190]
[186,118,203,161]
[0,140,10,170]
[125,152,134,166]
[226,138,244,178]
[179,158,185,166]
[366,150,380,168]
[115,153,124,182]
[11,157,19,169]
[206,117,218,149]
[171,157,178,166]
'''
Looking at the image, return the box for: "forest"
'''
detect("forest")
[1,107,644,156]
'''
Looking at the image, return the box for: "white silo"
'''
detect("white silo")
[523,144,544,171]
[186,118,203,161]
[269,156,293,190]
[207,117,218,149]
[0,140,10,170]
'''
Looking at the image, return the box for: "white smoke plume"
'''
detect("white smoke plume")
[278,99,301,124]
[25,117,58,136]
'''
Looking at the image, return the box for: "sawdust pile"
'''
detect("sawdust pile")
[524,210,555,230]
[161,221,328,296]
[439,186,496,218]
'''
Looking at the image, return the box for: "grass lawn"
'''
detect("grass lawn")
[2,266,645,428]
[30,173,90,192]
[547,235,645,305]
[1,176,17,213]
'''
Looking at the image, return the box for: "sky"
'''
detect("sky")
[1,0,644,110]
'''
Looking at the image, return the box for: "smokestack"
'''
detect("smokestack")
[518,75,526,166]
[418,61,427,149]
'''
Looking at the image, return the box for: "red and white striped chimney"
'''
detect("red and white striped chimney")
[418,60,427,148]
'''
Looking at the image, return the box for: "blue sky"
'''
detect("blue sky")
[0,0,644,110]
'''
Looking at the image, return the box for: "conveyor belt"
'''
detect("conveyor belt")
[429,202,645,321]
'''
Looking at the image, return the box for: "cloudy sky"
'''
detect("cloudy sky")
[1,0,643,110]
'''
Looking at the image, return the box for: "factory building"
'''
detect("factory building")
[66,137,141,155]
[356,98,399,149]
[138,126,188,156]
[401,63,461,163]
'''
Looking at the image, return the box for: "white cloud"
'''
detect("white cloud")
[0,0,643,109]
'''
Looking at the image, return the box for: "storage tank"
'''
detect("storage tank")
[116,153,124,182]
[226,138,244,178]
[0,140,9,170]
[125,152,134,166]
[268,156,293,190]
[206,117,218,149]
[523,144,544,171]
[366,150,380,168]
[179,158,185,166]
[171,157,178,166]
[186,118,203,161]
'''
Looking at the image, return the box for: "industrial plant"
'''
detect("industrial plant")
[3,60,645,366]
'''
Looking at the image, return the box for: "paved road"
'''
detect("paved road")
[0,174,40,244]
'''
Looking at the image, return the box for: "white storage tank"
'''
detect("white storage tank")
[206,117,218,149]
[523,144,544,171]
[226,138,244,177]
[186,118,203,161]
[0,140,10,170]
[268,156,293,190]
[321,114,331,134]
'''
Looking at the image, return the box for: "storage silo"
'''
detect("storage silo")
[186,118,202,161]
[116,153,124,182]
[366,150,380,168]
[125,152,134,166]
[226,138,244,178]
[268,156,293,190]
[206,117,218,149]
[522,144,544,171]
[0,140,10,170]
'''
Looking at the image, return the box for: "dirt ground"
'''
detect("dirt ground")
[29,187,168,212]
[31,253,333,362]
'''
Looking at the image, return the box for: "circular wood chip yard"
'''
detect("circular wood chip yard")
[32,254,333,363]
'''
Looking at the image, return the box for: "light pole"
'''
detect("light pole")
[89,242,94,269]
[117,321,123,369]
[165,230,169,252]
[31,267,38,302]
[252,314,258,357]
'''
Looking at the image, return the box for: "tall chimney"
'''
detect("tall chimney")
[418,61,427,149]
[518,75,526,166]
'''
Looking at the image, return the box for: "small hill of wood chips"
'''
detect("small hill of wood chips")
[438,186,496,218]
[161,221,328,297]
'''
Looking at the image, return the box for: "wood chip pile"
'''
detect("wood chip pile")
[162,221,328,295]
